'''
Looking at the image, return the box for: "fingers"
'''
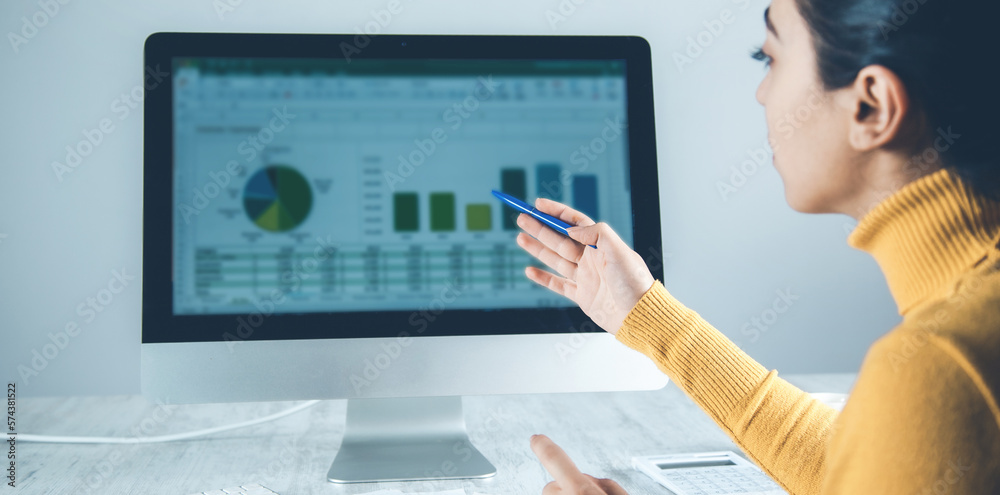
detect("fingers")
[584,474,630,495]
[524,267,578,301]
[566,222,623,251]
[534,198,596,227]
[531,435,587,491]
[544,477,627,495]
[517,233,578,280]
[601,479,629,495]
[517,213,587,263]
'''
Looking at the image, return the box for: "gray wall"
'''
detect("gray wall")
[0,0,900,397]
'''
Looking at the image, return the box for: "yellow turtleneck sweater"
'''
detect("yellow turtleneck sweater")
[615,167,1000,494]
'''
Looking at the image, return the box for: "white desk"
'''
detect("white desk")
[13,374,853,494]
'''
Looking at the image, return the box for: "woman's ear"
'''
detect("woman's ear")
[842,65,912,152]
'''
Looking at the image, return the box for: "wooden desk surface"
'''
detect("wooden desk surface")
[13,374,854,495]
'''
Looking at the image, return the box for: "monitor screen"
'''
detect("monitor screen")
[172,58,633,315]
[142,34,660,344]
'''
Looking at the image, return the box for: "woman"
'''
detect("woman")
[521,0,1000,493]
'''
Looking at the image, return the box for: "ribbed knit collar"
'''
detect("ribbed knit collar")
[847,167,1000,315]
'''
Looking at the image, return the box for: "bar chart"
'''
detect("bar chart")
[387,165,601,235]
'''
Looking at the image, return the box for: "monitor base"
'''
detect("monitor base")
[327,396,497,483]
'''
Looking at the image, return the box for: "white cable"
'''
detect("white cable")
[17,400,321,444]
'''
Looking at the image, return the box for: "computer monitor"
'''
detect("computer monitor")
[142,32,666,483]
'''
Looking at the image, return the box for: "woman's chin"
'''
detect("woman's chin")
[783,186,828,214]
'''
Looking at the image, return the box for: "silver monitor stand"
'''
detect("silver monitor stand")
[143,336,667,483]
[328,396,496,483]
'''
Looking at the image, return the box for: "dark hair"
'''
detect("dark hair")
[792,0,1000,200]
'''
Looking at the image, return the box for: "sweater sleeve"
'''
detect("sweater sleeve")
[616,280,838,495]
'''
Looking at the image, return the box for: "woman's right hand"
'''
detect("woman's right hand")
[515,198,656,335]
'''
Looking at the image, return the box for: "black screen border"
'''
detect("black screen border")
[142,32,662,344]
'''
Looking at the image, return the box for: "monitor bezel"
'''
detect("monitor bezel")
[142,32,662,344]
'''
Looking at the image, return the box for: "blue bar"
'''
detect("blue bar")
[535,163,563,201]
[572,175,598,220]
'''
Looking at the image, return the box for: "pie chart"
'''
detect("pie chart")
[243,165,313,232]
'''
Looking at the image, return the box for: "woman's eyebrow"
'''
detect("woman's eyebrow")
[765,7,781,41]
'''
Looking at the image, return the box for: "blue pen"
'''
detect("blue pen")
[491,190,597,249]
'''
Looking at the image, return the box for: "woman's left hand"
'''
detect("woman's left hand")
[530,434,629,494]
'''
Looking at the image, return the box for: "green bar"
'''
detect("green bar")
[430,192,456,232]
[393,193,419,232]
[501,168,526,230]
[466,204,492,231]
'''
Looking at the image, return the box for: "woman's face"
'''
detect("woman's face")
[755,0,860,215]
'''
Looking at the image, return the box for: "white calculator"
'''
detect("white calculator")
[632,451,786,495]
